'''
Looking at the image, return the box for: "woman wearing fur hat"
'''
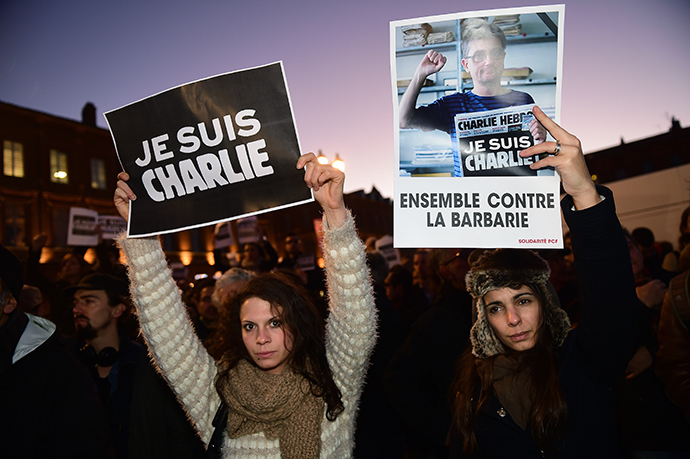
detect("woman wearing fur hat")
[449,107,639,457]
[113,154,376,458]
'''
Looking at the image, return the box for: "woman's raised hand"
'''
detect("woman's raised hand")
[297,153,347,228]
[520,106,600,210]
[113,172,136,223]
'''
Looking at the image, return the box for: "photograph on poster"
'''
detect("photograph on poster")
[390,6,564,249]
[393,7,561,178]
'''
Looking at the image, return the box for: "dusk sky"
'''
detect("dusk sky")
[2,0,689,198]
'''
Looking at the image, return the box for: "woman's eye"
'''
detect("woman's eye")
[488,306,501,315]
[242,323,254,331]
[518,298,531,306]
[270,319,281,328]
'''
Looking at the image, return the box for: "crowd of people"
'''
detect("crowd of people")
[2,108,690,459]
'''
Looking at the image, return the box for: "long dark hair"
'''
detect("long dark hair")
[451,283,568,454]
[214,271,344,421]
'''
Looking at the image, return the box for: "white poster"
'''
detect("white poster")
[214,221,234,249]
[236,216,261,244]
[67,207,99,247]
[98,215,127,240]
[391,5,565,248]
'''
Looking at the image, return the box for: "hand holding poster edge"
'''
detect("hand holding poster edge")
[297,153,347,229]
[520,106,600,210]
[114,171,135,226]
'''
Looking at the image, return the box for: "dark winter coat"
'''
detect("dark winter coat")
[449,186,640,458]
[0,311,115,458]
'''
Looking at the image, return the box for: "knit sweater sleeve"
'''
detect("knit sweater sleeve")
[116,235,220,444]
[321,210,377,404]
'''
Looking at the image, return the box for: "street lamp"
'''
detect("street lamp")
[332,154,345,172]
[315,150,345,171]
[317,149,329,165]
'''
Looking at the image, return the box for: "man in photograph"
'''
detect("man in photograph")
[399,18,545,177]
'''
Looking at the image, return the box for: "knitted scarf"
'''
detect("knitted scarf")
[217,359,324,458]
[476,355,531,431]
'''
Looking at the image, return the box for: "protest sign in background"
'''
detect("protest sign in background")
[67,207,98,246]
[98,215,127,240]
[213,221,234,249]
[105,62,312,237]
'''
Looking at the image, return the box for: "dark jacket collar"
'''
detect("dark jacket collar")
[0,311,29,380]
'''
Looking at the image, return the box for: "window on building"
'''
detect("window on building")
[3,202,26,246]
[50,150,69,184]
[90,158,107,189]
[3,141,24,178]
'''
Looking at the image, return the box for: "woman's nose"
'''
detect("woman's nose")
[507,308,522,326]
[257,329,271,344]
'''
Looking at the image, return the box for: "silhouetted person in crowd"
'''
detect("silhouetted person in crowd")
[413,248,438,305]
[679,205,690,247]
[17,284,45,317]
[277,233,303,270]
[632,227,667,277]
[538,248,580,325]
[384,247,474,458]
[616,231,690,457]
[66,273,144,458]
[276,233,326,304]
[93,239,128,281]
[1,243,115,458]
[354,256,407,459]
[662,206,690,272]
[240,238,278,274]
[191,277,218,341]
[384,263,430,334]
[655,245,690,429]
[26,233,93,337]
[212,268,254,312]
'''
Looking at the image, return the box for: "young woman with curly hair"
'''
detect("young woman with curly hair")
[114,153,376,458]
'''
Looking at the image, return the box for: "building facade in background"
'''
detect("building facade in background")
[0,101,393,278]
[5,99,687,276]
[585,119,690,248]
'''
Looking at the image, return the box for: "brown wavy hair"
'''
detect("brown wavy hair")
[214,271,344,421]
[451,283,568,454]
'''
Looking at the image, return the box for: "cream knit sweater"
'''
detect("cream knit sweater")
[117,211,376,458]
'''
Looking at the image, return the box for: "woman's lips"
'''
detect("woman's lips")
[510,331,529,341]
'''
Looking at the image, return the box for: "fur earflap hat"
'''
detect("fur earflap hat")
[465,249,571,358]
